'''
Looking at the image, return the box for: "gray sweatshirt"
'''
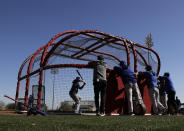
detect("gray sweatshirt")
[88,60,107,82]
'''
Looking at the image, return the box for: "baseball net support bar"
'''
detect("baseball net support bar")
[4,95,46,116]
[15,30,161,110]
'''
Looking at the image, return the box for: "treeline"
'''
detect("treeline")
[0,101,15,110]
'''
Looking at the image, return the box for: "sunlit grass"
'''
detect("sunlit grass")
[0,115,184,131]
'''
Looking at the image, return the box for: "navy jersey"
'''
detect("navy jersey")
[114,66,137,85]
[143,71,157,88]
[70,80,80,94]
[158,76,166,95]
[162,76,175,93]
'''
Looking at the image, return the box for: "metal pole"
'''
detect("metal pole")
[148,50,150,65]
[52,73,55,110]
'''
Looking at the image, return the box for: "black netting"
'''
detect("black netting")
[21,58,31,77]
[44,68,94,110]
[31,53,42,73]
[18,79,27,99]
[134,45,158,73]
[17,31,160,112]
[46,34,159,72]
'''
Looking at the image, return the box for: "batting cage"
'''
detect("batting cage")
[15,30,160,115]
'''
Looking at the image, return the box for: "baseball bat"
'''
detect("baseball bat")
[4,95,46,116]
[76,69,83,80]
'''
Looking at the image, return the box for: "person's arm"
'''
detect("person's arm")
[178,99,181,106]
[105,62,107,68]
[137,71,147,87]
[162,77,169,94]
[137,71,145,80]
[79,80,86,89]
[113,66,121,76]
[88,61,95,67]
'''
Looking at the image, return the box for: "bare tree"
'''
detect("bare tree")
[0,101,5,110]
[145,33,154,64]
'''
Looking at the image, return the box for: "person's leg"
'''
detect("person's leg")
[148,87,158,114]
[167,93,172,114]
[160,94,168,114]
[160,94,167,108]
[171,91,177,114]
[132,83,146,115]
[94,82,100,114]
[70,92,80,112]
[133,83,143,105]
[163,94,168,110]
[75,94,81,113]
[27,108,31,116]
[154,88,165,112]
[99,80,107,114]
[125,83,133,114]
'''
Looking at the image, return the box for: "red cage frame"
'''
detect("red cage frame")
[16,30,161,110]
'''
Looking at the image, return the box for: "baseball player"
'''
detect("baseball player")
[69,77,86,113]
[88,55,107,116]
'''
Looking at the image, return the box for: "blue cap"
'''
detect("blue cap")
[76,77,80,80]
[97,55,104,60]
[119,60,128,69]
[119,60,126,66]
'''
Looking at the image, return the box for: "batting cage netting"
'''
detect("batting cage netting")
[15,30,160,114]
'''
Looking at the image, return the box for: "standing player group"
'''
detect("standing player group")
[69,55,180,116]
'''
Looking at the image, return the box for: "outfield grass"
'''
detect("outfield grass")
[0,115,184,131]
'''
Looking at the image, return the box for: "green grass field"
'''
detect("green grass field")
[0,114,184,131]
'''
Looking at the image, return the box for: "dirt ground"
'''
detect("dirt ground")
[0,110,25,116]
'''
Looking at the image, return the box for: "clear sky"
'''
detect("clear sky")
[0,0,184,104]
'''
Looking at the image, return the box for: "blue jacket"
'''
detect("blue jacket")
[162,76,175,93]
[114,65,137,85]
[143,71,158,88]
[158,76,166,95]
[69,79,80,94]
